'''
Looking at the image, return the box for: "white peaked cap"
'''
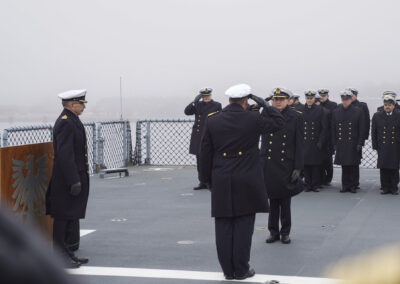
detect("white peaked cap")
[383,94,396,103]
[340,89,354,97]
[382,91,397,99]
[225,84,252,98]
[58,89,87,100]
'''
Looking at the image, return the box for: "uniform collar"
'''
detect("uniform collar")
[62,108,76,117]
[223,103,246,112]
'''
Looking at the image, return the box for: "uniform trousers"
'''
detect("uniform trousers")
[322,154,334,185]
[304,165,322,189]
[268,197,291,237]
[196,155,203,184]
[65,219,80,251]
[53,219,78,258]
[380,169,399,193]
[341,165,359,190]
[215,214,255,277]
[355,165,360,187]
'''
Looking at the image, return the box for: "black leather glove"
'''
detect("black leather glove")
[248,104,261,112]
[356,145,362,152]
[291,169,301,183]
[193,94,202,104]
[316,142,322,150]
[70,182,82,196]
[249,94,268,108]
[265,95,273,102]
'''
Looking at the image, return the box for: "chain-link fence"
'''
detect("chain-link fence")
[0,119,381,169]
[133,119,379,168]
[134,119,196,165]
[1,120,132,174]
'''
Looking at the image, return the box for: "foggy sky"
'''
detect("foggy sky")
[1,0,400,122]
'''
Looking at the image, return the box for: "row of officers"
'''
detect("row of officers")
[185,85,400,280]
[185,87,400,195]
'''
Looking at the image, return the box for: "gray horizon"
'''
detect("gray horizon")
[1,0,400,124]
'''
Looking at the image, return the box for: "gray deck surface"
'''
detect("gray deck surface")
[70,166,400,283]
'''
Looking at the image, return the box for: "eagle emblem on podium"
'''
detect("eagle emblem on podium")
[11,154,49,224]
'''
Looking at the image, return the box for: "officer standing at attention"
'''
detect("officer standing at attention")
[319,89,337,186]
[200,84,284,280]
[302,90,328,192]
[185,88,222,190]
[332,90,366,193]
[371,94,400,195]
[262,88,304,245]
[349,88,370,190]
[377,91,400,112]
[46,90,90,268]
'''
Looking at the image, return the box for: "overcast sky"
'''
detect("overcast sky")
[1,0,400,121]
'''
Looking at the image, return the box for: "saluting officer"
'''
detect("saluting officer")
[302,90,328,192]
[332,90,366,193]
[349,87,370,190]
[185,88,222,190]
[319,89,337,186]
[262,88,304,245]
[46,90,90,268]
[200,84,284,280]
[371,94,400,195]
[377,91,400,112]
[291,93,304,112]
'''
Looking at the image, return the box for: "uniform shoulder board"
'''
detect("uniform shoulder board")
[208,111,219,117]
[61,115,68,120]
[295,110,303,114]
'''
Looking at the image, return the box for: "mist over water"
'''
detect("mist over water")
[1,0,399,127]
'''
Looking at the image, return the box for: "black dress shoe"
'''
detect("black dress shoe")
[64,257,81,269]
[350,187,357,193]
[355,185,360,190]
[266,235,280,243]
[193,183,208,190]
[224,275,234,280]
[71,255,89,264]
[340,188,347,193]
[235,268,255,280]
[281,235,291,244]
[312,187,320,192]
[392,191,399,195]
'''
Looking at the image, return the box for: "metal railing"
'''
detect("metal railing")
[133,119,379,169]
[0,118,380,169]
[1,120,132,174]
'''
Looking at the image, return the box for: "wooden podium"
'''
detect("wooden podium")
[0,142,54,240]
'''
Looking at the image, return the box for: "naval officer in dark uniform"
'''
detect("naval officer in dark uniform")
[349,88,370,190]
[185,88,222,190]
[302,90,328,192]
[377,91,400,112]
[200,84,284,280]
[372,94,400,195]
[46,90,90,268]
[262,88,304,244]
[332,90,366,193]
[319,89,337,186]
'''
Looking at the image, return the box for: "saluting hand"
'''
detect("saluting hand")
[249,94,269,108]
[193,94,202,104]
